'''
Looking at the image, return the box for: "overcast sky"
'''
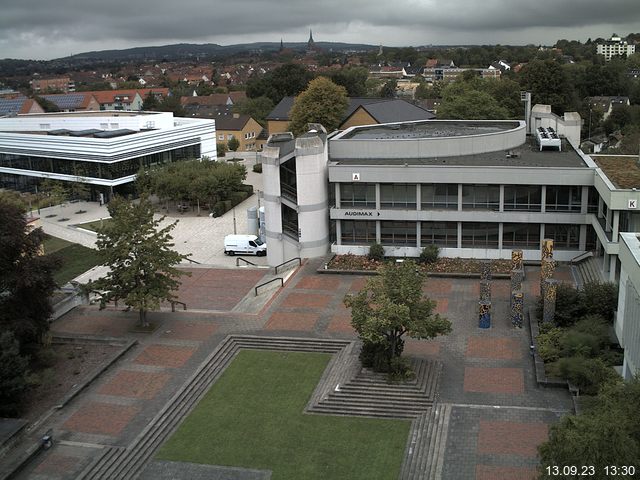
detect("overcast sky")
[1,0,639,60]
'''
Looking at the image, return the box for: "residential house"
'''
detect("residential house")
[588,96,630,121]
[180,92,247,107]
[39,93,101,112]
[0,97,45,116]
[31,77,75,93]
[184,104,262,151]
[266,97,435,136]
[597,35,636,61]
[82,89,170,111]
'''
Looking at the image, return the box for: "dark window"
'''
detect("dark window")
[380,184,416,209]
[421,222,458,247]
[341,220,376,245]
[380,221,417,246]
[545,224,580,249]
[504,185,542,211]
[279,157,297,203]
[340,183,376,209]
[588,186,599,214]
[281,204,299,239]
[462,185,500,211]
[421,184,458,210]
[461,222,499,247]
[502,223,540,248]
[546,186,581,212]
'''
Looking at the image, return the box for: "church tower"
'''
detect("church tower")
[307,29,316,52]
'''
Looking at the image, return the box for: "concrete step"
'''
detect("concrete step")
[310,404,422,419]
[326,393,432,408]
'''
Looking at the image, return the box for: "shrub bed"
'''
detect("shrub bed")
[328,254,512,274]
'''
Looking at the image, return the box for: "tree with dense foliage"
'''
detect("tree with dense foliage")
[538,377,640,478]
[517,59,574,113]
[438,88,509,119]
[227,136,240,152]
[91,197,189,327]
[0,331,30,417]
[326,66,369,97]
[288,77,349,136]
[246,63,315,104]
[379,79,397,98]
[233,96,274,127]
[142,91,160,110]
[0,198,59,349]
[344,260,452,374]
[39,178,68,207]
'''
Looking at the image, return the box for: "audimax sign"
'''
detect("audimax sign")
[344,210,381,217]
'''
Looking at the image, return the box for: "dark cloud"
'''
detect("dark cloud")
[1,0,639,59]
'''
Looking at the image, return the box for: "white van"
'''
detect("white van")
[224,234,267,256]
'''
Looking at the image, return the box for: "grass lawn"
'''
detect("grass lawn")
[75,219,110,232]
[158,350,411,480]
[43,235,102,285]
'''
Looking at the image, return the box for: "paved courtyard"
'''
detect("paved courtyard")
[12,260,573,480]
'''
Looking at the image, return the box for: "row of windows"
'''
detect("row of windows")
[0,145,200,180]
[340,220,583,249]
[338,183,596,213]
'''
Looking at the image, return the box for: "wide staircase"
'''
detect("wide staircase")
[309,358,442,419]
[77,335,351,480]
[574,255,604,286]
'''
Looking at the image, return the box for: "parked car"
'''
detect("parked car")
[224,234,267,256]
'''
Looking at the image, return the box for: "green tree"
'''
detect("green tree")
[0,198,59,349]
[91,197,190,327]
[227,136,240,152]
[142,91,160,110]
[246,63,315,104]
[217,142,227,158]
[344,260,452,373]
[234,96,274,127]
[39,178,68,207]
[517,59,574,113]
[379,79,397,98]
[288,77,349,135]
[327,66,369,97]
[0,331,30,417]
[438,89,509,119]
[538,378,640,479]
[33,95,60,112]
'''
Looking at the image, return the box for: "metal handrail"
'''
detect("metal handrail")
[236,257,258,267]
[184,257,202,264]
[570,251,594,265]
[170,300,187,312]
[274,257,301,275]
[255,277,283,296]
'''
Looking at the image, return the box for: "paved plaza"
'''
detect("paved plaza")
[9,259,573,480]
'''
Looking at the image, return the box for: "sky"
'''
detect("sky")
[1,0,639,60]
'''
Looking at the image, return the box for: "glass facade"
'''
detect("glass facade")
[545,224,580,249]
[504,185,542,211]
[421,184,458,210]
[340,183,376,208]
[279,157,297,203]
[0,145,199,181]
[462,222,499,247]
[381,221,416,246]
[462,185,500,211]
[546,186,581,212]
[421,221,458,247]
[380,184,416,209]
[502,223,540,248]
[341,220,376,245]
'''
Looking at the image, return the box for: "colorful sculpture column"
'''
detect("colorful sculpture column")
[479,260,492,328]
[479,301,491,328]
[511,290,524,328]
[540,239,555,298]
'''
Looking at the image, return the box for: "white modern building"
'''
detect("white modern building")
[615,233,640,379]
[596,35,636,61]
[0,111,216,200]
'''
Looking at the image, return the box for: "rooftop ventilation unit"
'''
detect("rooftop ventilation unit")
[535,126,561,151]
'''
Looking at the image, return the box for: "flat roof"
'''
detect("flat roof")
[592,155,640,189]
[330,136,588,168]
[338,120,520,140]
[15,110,159,118]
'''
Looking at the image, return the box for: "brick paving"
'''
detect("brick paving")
[133,344,196,368]
[14,261,577,480]
[477,420,549,456]
[98,370,171,399]
[63,402,140,436]
[466,337,522,360]
[475,465,538,480]
[33,454,79,476]
[463,367,525,394]
[264,311,319,331]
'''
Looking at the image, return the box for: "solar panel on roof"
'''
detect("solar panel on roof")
[42,94,85,110]
[69,129,103,137]
[0,98,26,115]
[48,129,71,135]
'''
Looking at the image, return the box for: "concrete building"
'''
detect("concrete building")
[597,35,636,61]
[0,111,216,200]
[615,233,640,379]
[31,77,75,93]
[261,106,640,285]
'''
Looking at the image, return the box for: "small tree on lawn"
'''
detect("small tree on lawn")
[91,196,190,327]
[344,260,452,375]
[227,136,240,152]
